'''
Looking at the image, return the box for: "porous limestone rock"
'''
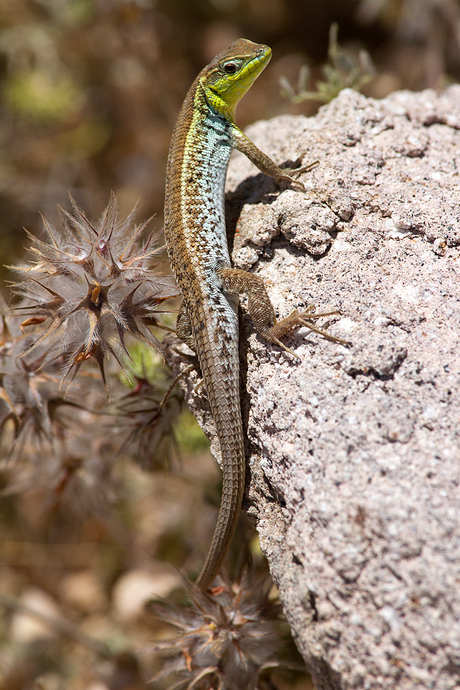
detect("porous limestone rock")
[167,85,460,690]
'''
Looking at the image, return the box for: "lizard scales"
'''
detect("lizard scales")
[164,38,344,589]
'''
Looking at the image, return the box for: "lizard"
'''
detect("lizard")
[164,38,346,590]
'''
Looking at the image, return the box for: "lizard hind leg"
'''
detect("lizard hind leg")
[160,302,204,409]
[218,267,349,356]
[175,301,196,353]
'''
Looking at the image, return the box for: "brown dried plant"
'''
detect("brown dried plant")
[149,571,304,690]
[0,195,181,510]
[9,193,178,387]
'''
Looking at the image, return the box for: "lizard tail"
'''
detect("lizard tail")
[195,430,245,590]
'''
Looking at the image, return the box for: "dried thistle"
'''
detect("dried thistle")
[0,310,119,514]
[149,571,304,690]
[0,304,71,457]
[110,367,183,471]
[0,345,81,461]
[9,193,178,387]
[2,427,121,522]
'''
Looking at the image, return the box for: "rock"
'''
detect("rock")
[166,85,460,690]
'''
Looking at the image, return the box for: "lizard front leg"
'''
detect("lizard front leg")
[218,267,349,357]
[232,127,318,191]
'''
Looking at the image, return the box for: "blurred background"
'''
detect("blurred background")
[1,0,460,275]
[0,1,459,689]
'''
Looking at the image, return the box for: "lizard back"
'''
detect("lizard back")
[164,46,251,588]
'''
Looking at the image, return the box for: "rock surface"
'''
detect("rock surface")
[166,85,460,690]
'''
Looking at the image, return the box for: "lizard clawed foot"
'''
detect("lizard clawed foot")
[297,318,351,346]
[287,159,319,176]
[193,378,206,395]
[297,304,340,319]
[159,362,196,409]
[276,159,319,192]
[270,338,301,359]
[266,308,350,356]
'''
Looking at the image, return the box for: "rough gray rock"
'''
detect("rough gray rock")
[166,86,460,690]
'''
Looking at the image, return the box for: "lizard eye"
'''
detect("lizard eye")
[222,60,240,75]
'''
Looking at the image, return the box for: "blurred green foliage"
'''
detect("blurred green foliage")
[174,409,209,454]
[119,341,209,456]
[119,342,169,389]
[4,70,80,121]
[280,23,376,103]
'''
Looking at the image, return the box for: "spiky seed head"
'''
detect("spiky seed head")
[0,323,101,465]
[149,571,303,690]
[9,193,178,387]
[110,368,183,471]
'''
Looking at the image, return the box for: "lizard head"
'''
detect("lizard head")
[199,38,272,123]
